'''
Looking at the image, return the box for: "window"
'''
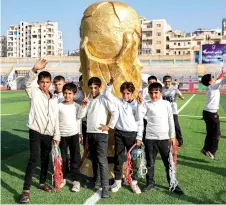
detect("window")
[174,42,176,45]
[156,41,161,44]
[174,51,176,54]
[157,32,161,36]
[157,24,161,27]
[156,49,161,54]
[178,51,181,55]
[178,43,180,46]
[188,42,191,45]
[33,31,36,33]
[33,47,36,49]
[44,35,46,38]
[166,45,169,49]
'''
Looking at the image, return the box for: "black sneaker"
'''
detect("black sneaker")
[170,185,184,195]
[94,180,101,189]
[101,187,110,198]
[142,184,154,192]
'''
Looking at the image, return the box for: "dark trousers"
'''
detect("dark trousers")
[145,139,170,185]
[59,134,81,181]
[23,129,52,190]
[173,114,183,144]
[203,110,221,155]
[88,133,109,187]
[114,129,137,180]
[82,120,87,147]
[143,119,147,142]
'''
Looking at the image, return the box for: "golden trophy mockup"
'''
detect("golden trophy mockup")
[79,1,142,181]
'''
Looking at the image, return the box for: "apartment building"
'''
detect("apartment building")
[166,30,194,55]
[222,19,226,36]
[139,17,224,56]
[139,17,171,55]
[7,21,63,57]
[0,36,7,57]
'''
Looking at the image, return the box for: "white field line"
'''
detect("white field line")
[178,94,196,114]
[1,113,28,116]
[179,114,226,119]
[83,94,197,204]
[83,189,102,205]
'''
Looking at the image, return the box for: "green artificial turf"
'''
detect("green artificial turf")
[1,91,226,204]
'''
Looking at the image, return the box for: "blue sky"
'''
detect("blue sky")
[1,0,226,53]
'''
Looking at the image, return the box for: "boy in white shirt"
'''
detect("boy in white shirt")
[162,75,185,147]
[141,76,157,141]
[103,77,143,194]
[20,59,60,203]
[53,75,65,103]
[201,73,225,160]
[137,82,184,195]
[78,77,119,198]
[58,83,83,192]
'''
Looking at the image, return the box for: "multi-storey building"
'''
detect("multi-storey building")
[139,17,171,55]
[222,18,226,36]
[7,21,63,57]
[139,17,224,56]
[0,36,7,57]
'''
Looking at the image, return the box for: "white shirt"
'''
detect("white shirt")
[137,97,175,140]
[141,87,150,103]
[204,79,224,113]
[54,92,64,103]
[103,85,143,140]
[58,102,82,137]
[25,71,60,141]
[162,86,182,114]
[77,94,119,134]
[74,88,84,105]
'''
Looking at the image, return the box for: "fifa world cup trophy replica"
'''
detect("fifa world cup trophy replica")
[79,1,142,180]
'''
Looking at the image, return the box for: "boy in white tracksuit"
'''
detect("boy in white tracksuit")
[103,77,143,194]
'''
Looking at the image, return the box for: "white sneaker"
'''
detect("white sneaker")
[60,179,66,188]
[111,180,122,192]
[72,181,80,192]
[130,180,141,194]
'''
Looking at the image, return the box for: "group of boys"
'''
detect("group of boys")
[19,59,224,203]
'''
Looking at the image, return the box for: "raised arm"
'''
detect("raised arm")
[103,76,118,103]
[25,59,48,98]
[77,93,89,119]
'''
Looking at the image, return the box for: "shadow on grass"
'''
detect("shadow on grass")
[1,131,53,203]
[1,179,21,203]
[1,131,29,159]
[177,155,208,163]
[12,128,29,133]
[177,160,226,177]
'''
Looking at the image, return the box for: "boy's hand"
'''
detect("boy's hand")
[54,140,60,146]
[33,58,48,72]
[109,76,115,85]
[82,93,90,108]
[79,135,83,144]
[137,92,143,104]
[99,124,110,132]
[170,138,178,147]
[136,139,142,146]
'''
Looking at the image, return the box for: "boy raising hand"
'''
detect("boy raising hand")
[20,59,60,203]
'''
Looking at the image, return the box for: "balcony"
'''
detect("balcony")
[169,36,192,41]
[170,44,191,49]
[142,36,152,40]
[142,27,152,32]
